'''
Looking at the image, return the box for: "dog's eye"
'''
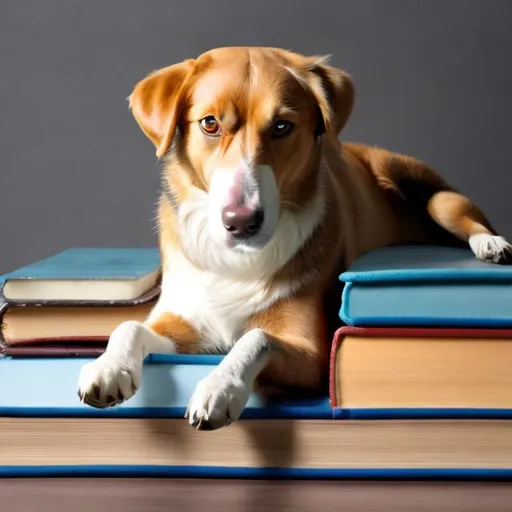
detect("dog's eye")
[270,120,294,139]
[200,115,221,136]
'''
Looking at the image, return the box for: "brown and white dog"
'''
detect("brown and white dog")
[77,46,512,430]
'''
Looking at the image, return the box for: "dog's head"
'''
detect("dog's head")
[129,47,354,258]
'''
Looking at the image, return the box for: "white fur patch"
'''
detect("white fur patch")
[149,249,283,352]
[179,167,325,278]
[149,168,326,352]
[469,234,512,263]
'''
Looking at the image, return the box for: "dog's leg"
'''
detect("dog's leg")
[428,190,512,263]
[186,294,327,430]
[361,145,512,264]
[186,327,272,430]
[77,312,198,408]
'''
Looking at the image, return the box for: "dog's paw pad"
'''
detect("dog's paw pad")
[77,356,141,409]
[469,234,512,264]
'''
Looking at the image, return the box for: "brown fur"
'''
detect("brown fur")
[247,291,330,393]
[148,312,199,354]
[129,47,505,396]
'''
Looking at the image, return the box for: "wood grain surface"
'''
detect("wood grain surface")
[1,479,512,512]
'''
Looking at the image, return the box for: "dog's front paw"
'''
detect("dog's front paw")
[469,234,512,264]
[77,354,141,408]
[186,372,250,431]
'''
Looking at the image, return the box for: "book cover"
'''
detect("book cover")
[339,245,512,327]
[0,355,331,419]
[0,247,161,303]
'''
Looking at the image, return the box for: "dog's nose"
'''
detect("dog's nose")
[222,206,264,238]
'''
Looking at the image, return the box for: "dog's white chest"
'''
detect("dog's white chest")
[155,251,283,351]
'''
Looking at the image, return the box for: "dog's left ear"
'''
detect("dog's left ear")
[304,56,355,138]
[128,59,196,158]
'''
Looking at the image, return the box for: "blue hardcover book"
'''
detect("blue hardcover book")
[0,355,330,419]
[0,248,161,355]
[2,355,512,479]
[339,245,512,327]
[1,247,161,303]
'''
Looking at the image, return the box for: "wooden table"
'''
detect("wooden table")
[2,478,512,511]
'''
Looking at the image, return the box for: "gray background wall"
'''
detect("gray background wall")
[1,0,511,273]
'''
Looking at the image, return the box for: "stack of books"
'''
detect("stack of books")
[1,244,512,479]
[333,244,512,415]
[0,248,161,356]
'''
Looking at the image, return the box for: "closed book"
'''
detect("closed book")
[0,343,106,358]
[339,245,512,327]
[2,355,512,479]
[330,326,512,417]
[0,247,161,351]
[0,286,159,350]
[1,247,161,303]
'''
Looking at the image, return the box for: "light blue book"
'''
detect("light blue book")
[2,355,512,479]
[1,247,161,303]
[339,245,512,328]
[0,355,330,419]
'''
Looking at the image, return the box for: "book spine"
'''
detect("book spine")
[0,300,8,350]
[329,328,344,408]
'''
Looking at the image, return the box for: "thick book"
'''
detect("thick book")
[2,355,512,479]
[330,326,512,416]
[339,245,512,327]
[1,247,161,302]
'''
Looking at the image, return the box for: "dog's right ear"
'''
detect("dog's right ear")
[128,59,195,158]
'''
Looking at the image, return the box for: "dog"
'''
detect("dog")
[77,46,512,430]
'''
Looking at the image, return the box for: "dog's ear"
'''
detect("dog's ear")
[128,59,195,158]
[304,56,355,138]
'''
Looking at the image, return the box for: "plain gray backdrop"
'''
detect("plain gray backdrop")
[1,0,512,273]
